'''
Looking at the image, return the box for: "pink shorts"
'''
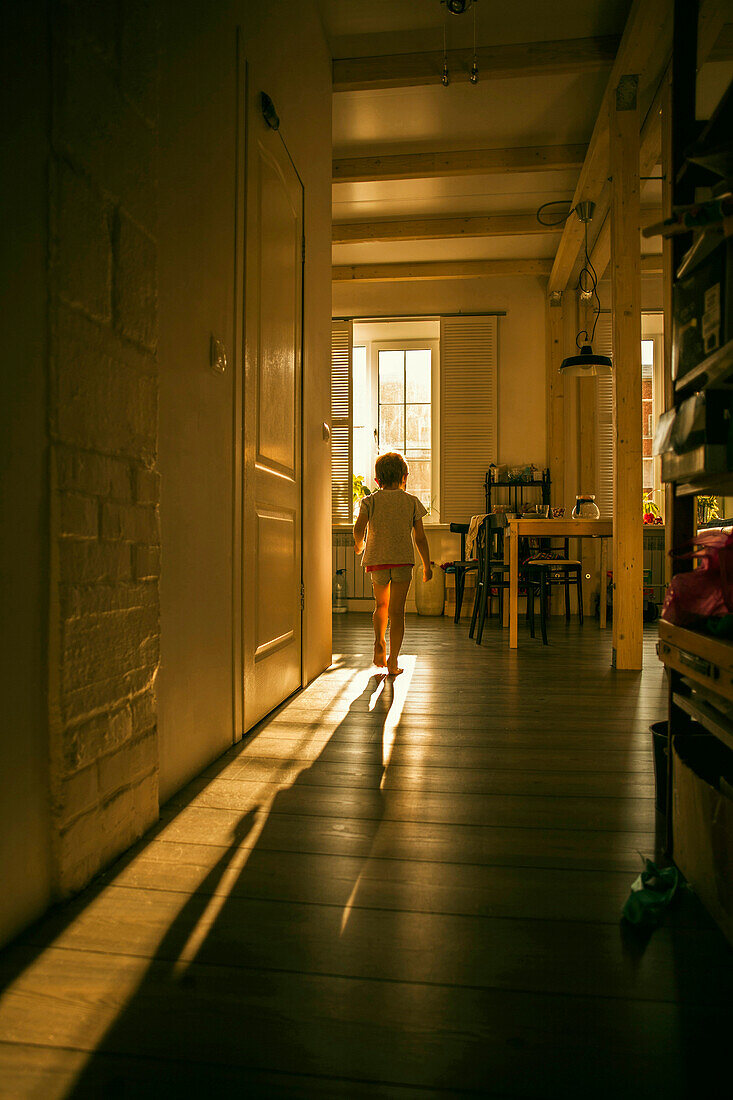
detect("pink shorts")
[369,565,414,587]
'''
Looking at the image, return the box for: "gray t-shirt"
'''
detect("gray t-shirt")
[359,489,427,568]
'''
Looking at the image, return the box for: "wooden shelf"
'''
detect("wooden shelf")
[674,337,733,395]
[661,444,729,487]
[658,619,733,703]
[489,479,546,488]
[674,472,733,497]
[672,692,733,754]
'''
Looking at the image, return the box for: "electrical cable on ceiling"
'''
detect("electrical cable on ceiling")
[535,199,574,227]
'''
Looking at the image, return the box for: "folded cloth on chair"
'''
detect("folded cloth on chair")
[465,514,489,560]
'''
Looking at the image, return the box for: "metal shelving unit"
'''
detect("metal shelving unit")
[655,2,733,944]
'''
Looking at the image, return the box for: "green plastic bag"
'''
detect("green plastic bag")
[622,859,680,927]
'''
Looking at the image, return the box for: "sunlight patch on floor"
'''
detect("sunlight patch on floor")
[338,656,416,936]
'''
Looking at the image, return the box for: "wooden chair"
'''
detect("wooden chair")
[469,516,543,644]
[522,537,584,626]
[445,521,478,624]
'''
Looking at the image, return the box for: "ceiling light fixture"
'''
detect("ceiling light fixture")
[440,0,478,84]
[560,201,612,377]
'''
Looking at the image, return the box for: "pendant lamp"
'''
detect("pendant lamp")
[559,344,612,376]
[557,201,613,376]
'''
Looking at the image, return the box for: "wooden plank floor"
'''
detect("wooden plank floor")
[0,616,731,1097]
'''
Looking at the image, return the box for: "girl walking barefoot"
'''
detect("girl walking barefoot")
[353,452,432,676]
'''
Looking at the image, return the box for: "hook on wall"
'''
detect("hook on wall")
[260,92,280,131]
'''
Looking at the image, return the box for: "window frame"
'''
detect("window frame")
[362,337,440,523]
[593,312,665,523]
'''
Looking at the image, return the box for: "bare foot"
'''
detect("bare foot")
[387,661,403,677]
[373,640,387,667]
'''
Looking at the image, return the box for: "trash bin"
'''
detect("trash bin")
[650,721,668,816]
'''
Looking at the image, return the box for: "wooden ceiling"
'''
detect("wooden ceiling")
[318,0,733,289]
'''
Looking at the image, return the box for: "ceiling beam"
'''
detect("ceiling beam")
[333,214,557,244]
[698,0,733,65]
[708,22,733,60]
[333,143,588,184]
[334,205,661,246]
[332,259,553,283]
[333,36,619,92]
[589,71,667,279]
[548,0,672,295]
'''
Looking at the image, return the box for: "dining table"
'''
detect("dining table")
[502,517,613,648]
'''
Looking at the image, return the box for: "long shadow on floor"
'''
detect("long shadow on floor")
[65,672,401,1096]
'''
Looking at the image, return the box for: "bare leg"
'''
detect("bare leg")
[387,580,411,676]
[372,580,390,667]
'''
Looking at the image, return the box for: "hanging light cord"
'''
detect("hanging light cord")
[534,196,603,348]
[575,219,602,349]
[442,10,450,85]
[470,2,479,83]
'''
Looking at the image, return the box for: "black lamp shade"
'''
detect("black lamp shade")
[559,344,612,375]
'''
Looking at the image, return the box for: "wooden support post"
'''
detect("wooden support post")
[546,293,566,512]
[609,75,643,670]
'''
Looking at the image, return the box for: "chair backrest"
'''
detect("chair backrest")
[476,515,505,576]
[525,535,570,561]
[449,521,469,562]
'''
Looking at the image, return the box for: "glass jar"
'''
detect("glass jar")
[572,494,600,520]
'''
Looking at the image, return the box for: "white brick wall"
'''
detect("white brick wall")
[48,0,161,896]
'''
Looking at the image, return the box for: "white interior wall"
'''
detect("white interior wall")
[334,276,548,469]
[158,0,332,802]
[0,3,53,945]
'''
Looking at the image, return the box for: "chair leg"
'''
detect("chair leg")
[468,579,481,638]
[577,567,584,624]
[539,571,548,645]
[528,581,535,638]
[564,574,571,621]
[476,577,489,644]
[454,570,464,624]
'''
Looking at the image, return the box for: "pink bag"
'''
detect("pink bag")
[661,530,733,626]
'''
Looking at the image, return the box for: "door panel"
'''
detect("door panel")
[257,158,297,473]
[255,508,296,658]
[243,86,303,731]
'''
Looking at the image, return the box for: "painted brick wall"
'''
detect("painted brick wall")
[48,0,160,894]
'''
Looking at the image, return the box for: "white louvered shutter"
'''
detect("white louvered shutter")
[440,315,498,520]
[594,313,614,519]
[331,320,353,524]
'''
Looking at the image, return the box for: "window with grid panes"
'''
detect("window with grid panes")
[377,347,432,512]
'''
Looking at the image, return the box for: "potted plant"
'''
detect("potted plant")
[643,491,663,525]
[353,474,371,520]
[696,495,721,525]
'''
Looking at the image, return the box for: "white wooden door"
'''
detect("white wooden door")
[242,86,303,731]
